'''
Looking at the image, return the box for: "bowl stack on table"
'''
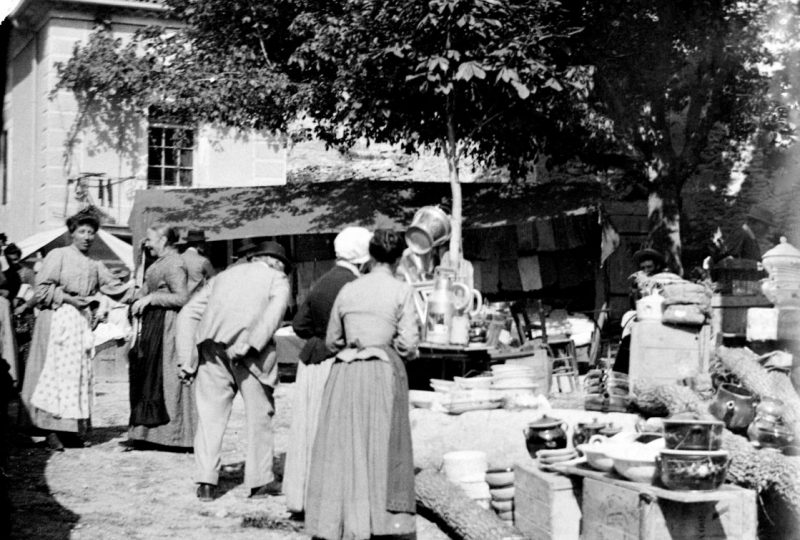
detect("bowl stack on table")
[485,467,515,525]
[659,417,730,490]
[442,451,490,509]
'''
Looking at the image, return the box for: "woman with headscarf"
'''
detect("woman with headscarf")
[305,229,419,540]
[284,226,372,514]
[19,210,121,449]
[128,224,194,449]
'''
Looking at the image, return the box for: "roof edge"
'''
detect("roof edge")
[12,0,167,19]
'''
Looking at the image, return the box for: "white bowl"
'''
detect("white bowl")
[491,499,514,512]
[443,450,487,483]
[577,442,620,472]
[430,378,456,393]
[607,444,659,483]
[489,485,515,501]
[409,390,437,409]
[454,376,493,390]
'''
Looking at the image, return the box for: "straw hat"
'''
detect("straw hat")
[633,248,665,266]
[100,267,133,297]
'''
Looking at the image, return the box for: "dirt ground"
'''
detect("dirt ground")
[8,380,451,540]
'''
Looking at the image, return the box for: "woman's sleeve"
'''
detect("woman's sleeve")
[393,285,420,358]
[34,250,65,309]
[324,287,347,353]
[96,260,122,292]
[149,262,189,308]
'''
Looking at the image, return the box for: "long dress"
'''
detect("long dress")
[19,245,118,434]
[305,266,419,540]
[128,251,195,448]
[285,263,358,513]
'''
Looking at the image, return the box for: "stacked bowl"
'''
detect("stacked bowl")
[658,417,730,491]
[443,451,491,509]
[485,467,515,525]
[490,364,542,407]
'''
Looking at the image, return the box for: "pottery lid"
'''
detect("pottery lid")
[763,237,800,261]
[577,418,606,430]
[528,415,563,428]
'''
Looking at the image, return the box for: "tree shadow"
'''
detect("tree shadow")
[83,425,128,446]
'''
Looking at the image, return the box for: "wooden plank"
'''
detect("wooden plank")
[514,463,581,540]
[547,463,748,503]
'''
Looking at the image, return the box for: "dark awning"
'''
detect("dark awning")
[128,179,605,245]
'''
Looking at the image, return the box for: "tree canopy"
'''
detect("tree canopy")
[54,0,800,271]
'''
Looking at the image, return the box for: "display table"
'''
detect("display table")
[546,462,757,540]
[406,342,492,390]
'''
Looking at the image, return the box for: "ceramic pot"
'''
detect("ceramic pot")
[761,237,800,280]
[708,383,756,432]
[658,449,730,491]
[747,418,794,449]
[523,416,567,458]
[662,418,724,451]
[573,419,608,448]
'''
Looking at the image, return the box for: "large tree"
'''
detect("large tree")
[55,0,797,272]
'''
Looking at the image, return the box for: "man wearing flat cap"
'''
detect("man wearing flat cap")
[176,240,291,502]
[178,230,216,295]
[722,205,775,262]
[284,226,372,513]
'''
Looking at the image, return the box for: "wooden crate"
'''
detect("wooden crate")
[581,477,756,540]
[629,321,712,388]
[514,462,581,540]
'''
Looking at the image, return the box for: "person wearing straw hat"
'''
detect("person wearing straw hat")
[175,240,292,501]
[178,230,216,296]
[284,226,372,514]
[721,205,775,262]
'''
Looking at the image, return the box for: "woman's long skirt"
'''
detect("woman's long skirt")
[283,357,334,513]
[305,359,415,540]
[18,309,88,434]
[128,308,196,448]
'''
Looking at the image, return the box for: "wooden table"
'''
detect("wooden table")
[406,342,492,390]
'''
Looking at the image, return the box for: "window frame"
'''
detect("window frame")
[147,121,196,188]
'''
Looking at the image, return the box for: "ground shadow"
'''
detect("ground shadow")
[216,453,287,499]
[84,425,128,446]
[6,432,80,539]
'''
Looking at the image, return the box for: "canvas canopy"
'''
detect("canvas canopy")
[128,179,604,248]
[16,227,134,270]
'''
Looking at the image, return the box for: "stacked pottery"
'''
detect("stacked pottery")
[442,451,490,509]
[485,467,515,525]
[658,416,730,491]
[761,237,800,308]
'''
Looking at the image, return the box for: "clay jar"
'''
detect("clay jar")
[709,384,756,432]
[523,416,568,458]
[572,418,608,448]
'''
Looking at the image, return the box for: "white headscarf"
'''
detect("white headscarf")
[334,227,373,264]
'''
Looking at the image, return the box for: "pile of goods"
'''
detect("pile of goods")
[485,468,515,525]
[423,362,549,414]
[583,368,633,412]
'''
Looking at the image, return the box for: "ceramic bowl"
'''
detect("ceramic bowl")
[454,376,494,390]
[429,378,455,393]
[663,418,724,451]
[491,499,514,512]
[658,449,730,491]
[607,444,659,483]
[577,443,618,472]
[496,510,514,521]
[485,467,515,488]
[489,485,515,501]
[408,390,437,409]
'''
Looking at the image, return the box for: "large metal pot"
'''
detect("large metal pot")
[405,206,451,255]
[662,417,724,451]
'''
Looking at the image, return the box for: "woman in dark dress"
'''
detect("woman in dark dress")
[128,225,194,448]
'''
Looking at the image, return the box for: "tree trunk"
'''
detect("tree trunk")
[446,111,462,270]
[646,183,683,276]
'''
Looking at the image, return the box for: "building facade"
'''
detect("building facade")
[2,0,286,241]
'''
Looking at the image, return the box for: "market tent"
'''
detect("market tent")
[16,227,134,270]
[128,179,606,245]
